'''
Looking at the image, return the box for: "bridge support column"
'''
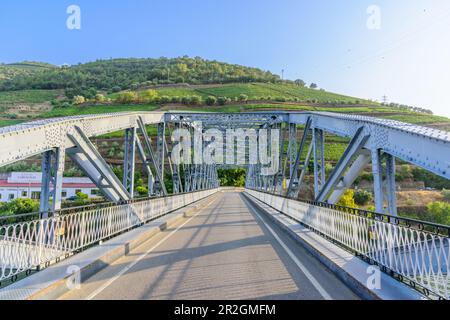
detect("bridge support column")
[123,128,136,197]
[39,147,65,216]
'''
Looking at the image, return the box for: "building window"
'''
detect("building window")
[91,189,99,195]
[62,191,67,197]
[0,194,2,199]
[9,194,14,200]
[21,191,27,197]
[75,189,82,194]
[31,191,41,200]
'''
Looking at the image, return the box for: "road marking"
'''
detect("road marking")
[85,196,218,300]
[242,195,333,300]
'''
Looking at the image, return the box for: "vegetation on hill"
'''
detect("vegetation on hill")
[0,61,56,80]
[0,57,280,94]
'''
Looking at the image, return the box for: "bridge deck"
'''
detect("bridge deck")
[60,191,358,300]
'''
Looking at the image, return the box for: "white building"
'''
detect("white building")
[0,172,100,203]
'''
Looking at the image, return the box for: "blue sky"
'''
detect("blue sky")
[1,0,450,116]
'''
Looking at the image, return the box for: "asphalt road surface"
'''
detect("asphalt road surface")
[60,191,359,300]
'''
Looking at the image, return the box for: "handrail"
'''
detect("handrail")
[245,188,450,300]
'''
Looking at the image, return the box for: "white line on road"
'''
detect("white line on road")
[85,197,218,300]
[242,195,333,300]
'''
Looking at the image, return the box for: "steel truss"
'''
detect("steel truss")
[0,111,448,216]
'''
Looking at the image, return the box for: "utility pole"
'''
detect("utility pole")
[382,95,388,104]
[281,69,284,81]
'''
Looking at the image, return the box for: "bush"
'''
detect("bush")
[171,96,181,103]
[238,94,248,102]
[189,95,202,105]
[337,189,358,208]
[95,93,106,102]
[442,189,450,201]
[136,186,148,196]
[205,96,217,106]
[159,95,171,104]
[116,91,137,104]
[0,198,39,215]
[73,95,86,105]
[217,96,227,105]
[181,96,190,105]
[138,89,158,103]
[353,190,372,206]
[425,202,450,225]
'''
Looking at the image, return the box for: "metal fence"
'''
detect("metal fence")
[0,189,218,283]
[245,189,450,299]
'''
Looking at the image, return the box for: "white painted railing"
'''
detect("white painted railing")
[245,189,450,299]
[0,189,217,282]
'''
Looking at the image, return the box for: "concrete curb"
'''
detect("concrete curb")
[0,193,219,300]
[242,192,426,301]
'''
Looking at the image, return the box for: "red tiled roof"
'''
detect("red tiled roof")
[0,180,96,188]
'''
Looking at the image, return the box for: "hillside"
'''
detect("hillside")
[0,57,279,93]
[0,61,56,80]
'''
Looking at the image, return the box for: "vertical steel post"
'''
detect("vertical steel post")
[155,122,166,195]
[313,128,325,198]
[39,148,65,216]
[123,128,136,197]
[385,153,397,216]
[371,149,384,213]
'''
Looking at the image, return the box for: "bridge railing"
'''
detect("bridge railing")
[0,188,218,283]
[245,189,450,300]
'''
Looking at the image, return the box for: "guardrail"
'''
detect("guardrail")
[245,189,450,300]
[0,188,218,284]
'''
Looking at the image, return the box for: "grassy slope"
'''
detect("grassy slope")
[0,83,449,130]
[151,82,375,104]
[0,89,62,104]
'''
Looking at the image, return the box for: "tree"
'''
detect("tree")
[74,191,89,206]
[73,95,85,105]
[136,186,148,196]
[426,202,450,225]
[139,89,158,103]
[217,96,227,105]
[159,95,171,104]
[309,83,318,89]
[116,91,138,103]
[0,198,39,215]
[95,93,106,102]
[189,95,202,105]
[205,96,217,106]
[238,94,248,102]
[295,79,306,87]
[353,190,372,206]
[337,189,358,208]
[181,96,190,105]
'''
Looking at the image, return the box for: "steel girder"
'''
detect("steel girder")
[1,110,449,215]
[39,148,65,215]
[316,126,370,202]
[286,117,312,198]
[312,128,326,198]
[67,126,131,203]
[289,112,450,180]
[136,117,167,196]
[123,128,136,196]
